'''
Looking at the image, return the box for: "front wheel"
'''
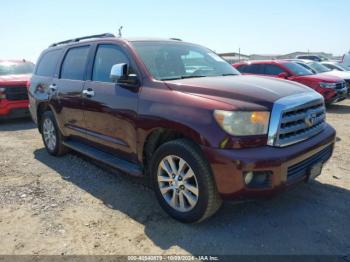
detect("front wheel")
[150,139,222,223]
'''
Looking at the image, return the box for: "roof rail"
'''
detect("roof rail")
[49,33,116,47]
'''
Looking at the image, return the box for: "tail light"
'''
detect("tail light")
[0,87,6,100]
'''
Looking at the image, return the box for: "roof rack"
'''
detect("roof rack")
[49,33,116,47]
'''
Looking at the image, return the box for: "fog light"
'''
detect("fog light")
[244,171,254,185]
[243,171,273,188]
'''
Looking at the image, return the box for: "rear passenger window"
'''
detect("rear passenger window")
[264,64,285,75]
[61,46,90,80]
[240,64,264,74]
[92,45,130,82]
[36,50,62,77]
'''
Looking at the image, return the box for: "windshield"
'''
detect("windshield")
[0,62,35,76]
[283,62,314,76]
[132,41,240,80]
[306,62,331,73]
[336,63,350,71]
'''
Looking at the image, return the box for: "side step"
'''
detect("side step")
[63,140,143,177]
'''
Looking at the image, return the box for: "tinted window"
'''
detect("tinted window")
[61,46,90,80]
[36,50,62,77]
[239,64,264,74]
[264,64,285,75]
[92,45,129,82]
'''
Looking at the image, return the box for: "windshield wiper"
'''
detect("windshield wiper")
[221,73,238,76]
[160,75,207,81]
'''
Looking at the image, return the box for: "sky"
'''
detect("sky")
[1,0,349,62]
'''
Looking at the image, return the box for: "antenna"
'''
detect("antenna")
[118,26,123,38]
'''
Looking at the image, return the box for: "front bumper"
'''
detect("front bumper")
[0,99,30,119]
[202,123,336,199]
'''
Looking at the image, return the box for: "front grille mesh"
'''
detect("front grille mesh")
[2,86,28,101]
[287,145,333,181]
[335,82,346,90]
[275,101,326,147]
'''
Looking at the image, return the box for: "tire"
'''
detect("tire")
[40,111,68,156]
[150,138,222,223]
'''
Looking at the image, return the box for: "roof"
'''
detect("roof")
[236,59,293,64]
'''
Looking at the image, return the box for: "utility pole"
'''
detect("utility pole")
[239,48,241,62]
[118,26,123,38]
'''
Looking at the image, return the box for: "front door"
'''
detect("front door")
[82,44,139,162]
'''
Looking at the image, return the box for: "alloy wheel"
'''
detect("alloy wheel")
[157,155,199,212]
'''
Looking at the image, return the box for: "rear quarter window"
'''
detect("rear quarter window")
[36,49,62,77]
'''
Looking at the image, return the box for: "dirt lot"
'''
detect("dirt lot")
[0,100,349,256]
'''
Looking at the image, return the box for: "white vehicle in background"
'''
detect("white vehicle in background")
[321,61,350,72]
[340,51,350,69]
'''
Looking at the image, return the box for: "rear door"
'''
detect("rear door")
[29,49,63,124]
[54,45,91,138]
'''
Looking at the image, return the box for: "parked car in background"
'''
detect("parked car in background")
[233,60,347,104]
[293,60,350,95]
[340,50,350,69]
[296,55,327,62]
[321,61,350,71]
[0,60,34,120]
[29,34,336,223]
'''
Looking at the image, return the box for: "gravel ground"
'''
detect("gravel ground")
[0,99,349,256]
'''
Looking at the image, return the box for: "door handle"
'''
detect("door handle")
[49,84,57,92]
[82,89,95,98]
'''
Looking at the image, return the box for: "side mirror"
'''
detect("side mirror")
[277,72,289,79]
[110,63,128,82]
[110,63,140,90]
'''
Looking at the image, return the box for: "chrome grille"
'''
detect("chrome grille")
[335,82,346,90]
[268,92,326,147]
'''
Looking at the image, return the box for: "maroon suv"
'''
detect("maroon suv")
[29,34,336,223]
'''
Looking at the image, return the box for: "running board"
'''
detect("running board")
[63,140,143,177]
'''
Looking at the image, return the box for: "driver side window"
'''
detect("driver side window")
[92,45,131,83]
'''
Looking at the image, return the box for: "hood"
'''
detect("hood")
[294,74,344,83]
[0,74,31,85]
[163,75,312,109]
[318,71,350,80]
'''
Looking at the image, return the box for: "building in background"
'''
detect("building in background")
[219,51,336,62]
[219,52,250,63]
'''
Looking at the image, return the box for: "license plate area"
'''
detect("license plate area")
[308,162,323,180]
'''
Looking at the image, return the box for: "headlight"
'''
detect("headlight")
[214,110,270,136]
[320,82,337,88]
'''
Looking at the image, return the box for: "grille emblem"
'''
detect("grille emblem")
[305,111,317,127]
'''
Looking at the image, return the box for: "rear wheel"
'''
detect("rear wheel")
[150,139,222,223]
[40,111,68,156]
